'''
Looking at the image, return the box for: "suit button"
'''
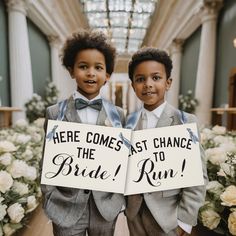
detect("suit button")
[84,190,90,194]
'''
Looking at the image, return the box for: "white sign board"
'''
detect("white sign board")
[124,123,204,195]
[41,120,131,194]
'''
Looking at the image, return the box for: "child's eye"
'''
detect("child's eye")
[79,65,87,70]
[152,75,161,81]
[135,77,145,83]
[96,65,103,70]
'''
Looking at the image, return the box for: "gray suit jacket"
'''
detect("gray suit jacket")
[41,96,125,227]
[125,103,208,233]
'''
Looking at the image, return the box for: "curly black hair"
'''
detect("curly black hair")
[61,29,116,75]
[128,47,173,81]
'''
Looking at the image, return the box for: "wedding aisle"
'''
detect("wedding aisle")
[17,204,129,236]
[16,204,216,236]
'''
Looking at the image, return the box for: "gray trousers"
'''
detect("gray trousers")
[127,201,178,236]
[52,196,117,236]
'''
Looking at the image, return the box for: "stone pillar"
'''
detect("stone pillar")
[128,83,142,114]
[121,81,128,115]
[7,0,33,122]
[195,0,223,126]
[48,35,61,89]
[168,39,184,108]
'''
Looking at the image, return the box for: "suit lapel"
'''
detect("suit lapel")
[96,106,107,126]
[156,103,182,128]
[64,96,82,123]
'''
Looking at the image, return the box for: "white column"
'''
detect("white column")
[48,36,61,87]
[111,80,116,104]
[195,0,222,126]
[121,81,128,115]
[168,39,184,108]
[7,0,33,122]
[128,83,142,114]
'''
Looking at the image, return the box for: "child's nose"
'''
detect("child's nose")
[144,77,153,87]
[87,68,95,77]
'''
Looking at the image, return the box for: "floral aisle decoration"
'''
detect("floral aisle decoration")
[0,119,44,236]
[25,80,59,123]
[178,90,198,113]
[199,125,236,235]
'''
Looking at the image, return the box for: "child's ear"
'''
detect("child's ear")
[104,73,110,84]
[166,78,172,90]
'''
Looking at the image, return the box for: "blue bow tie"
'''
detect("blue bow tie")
[75,98,102,111]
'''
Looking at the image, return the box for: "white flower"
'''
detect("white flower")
[0,153,12,166]
[12,181,29,195]
[22,148,33,161]
[3,224,16,236]
[0,171,13,193]
[0,204,7,221]
[14,119,28,128]
[15,134,31,144]
[7,203,25,223]
[205,147,227,165]
[212,125,226,135]
[228,211,236,235]
[26,196,38,213]
[0,141,17,153]
[200,208,221,230]
[24,166,37,181]
[220,185,236,206]
[8,160,28,178]
[219,163,235,177]
[206,181,224,195]
[33,118,45,128]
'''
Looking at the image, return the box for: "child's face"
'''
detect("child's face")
[70,49,110,100]
[132,60,172,111]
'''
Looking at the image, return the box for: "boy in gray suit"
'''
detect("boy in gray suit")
[125,47,208,236]
[41,30,125,236]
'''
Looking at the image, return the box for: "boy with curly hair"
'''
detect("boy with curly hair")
[125,47,208,236]
[41,30,125,236]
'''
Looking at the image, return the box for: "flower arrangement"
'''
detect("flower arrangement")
[199,125,236,235]
[179,90,198,113]
[25,80,59,123]
[0,119,44,235]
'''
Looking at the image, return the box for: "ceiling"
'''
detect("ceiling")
[79,0,157,54]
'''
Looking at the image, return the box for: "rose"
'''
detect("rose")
[12,181,29,195]
[0,153,12,166]
[0,141,16,153]
[7,203,25,223]
[228,211,236,235]
[14,134,31,144]
[3,223,16,236]
[200,208,221,230]
[205,147,227,165]
[26,196,38,213]
[0,171,13,193]
[220,185,236,206]
[22,148,33,161]
[8,160,28,178]
[206,181,224,196]
[14,119,28,129]
[25,166,37,181]
[212,125,226,135]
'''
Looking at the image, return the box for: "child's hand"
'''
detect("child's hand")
[176,226,188,236]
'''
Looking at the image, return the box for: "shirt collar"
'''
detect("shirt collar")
[73,90,101,102]
[142,101,167,119]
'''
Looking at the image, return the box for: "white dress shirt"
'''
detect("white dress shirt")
[73,91,101,125]
[141,101,192,234]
